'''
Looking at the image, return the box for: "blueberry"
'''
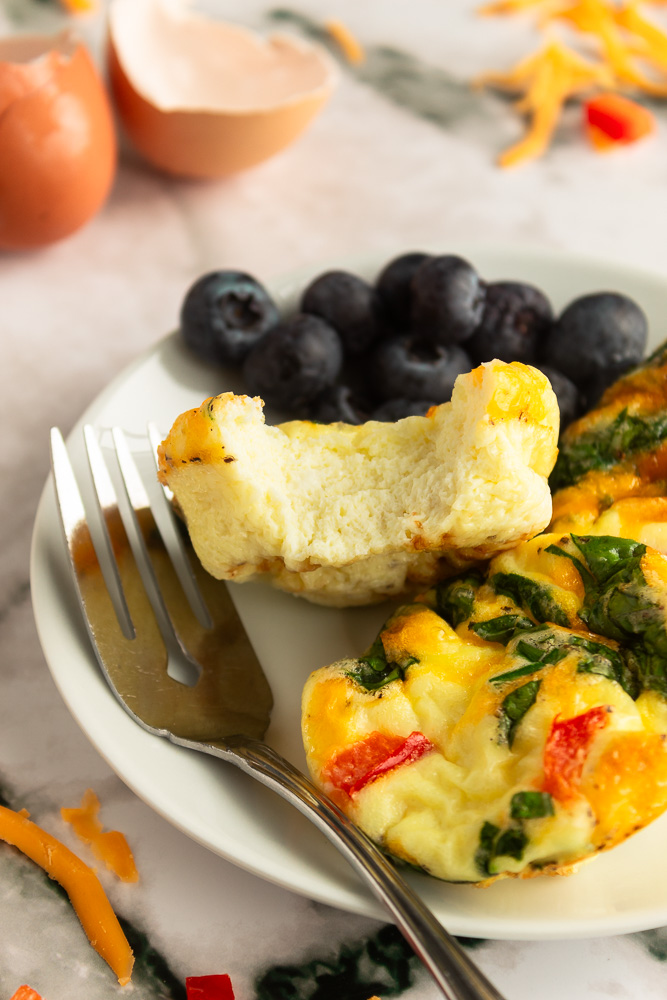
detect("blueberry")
[243,313,343,412]
[301,270,380,355]
[372,399,437,421]
[467,281,553,365]
[535,365,583,430]
[373,335,471,403]
[542,292,648,388]
[180,270,280,365]
[410,255,486,345]
[308,384,372,424]
[375,251,431,329]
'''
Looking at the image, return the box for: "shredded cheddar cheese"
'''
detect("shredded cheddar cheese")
[0,804,134,986]
[325,18,365,64]
[476,38,612,166]
[478,0,568,15]
[61,789,139,883]
[477,0,666,163]
[551,0,667,95]
[59,0,98,12]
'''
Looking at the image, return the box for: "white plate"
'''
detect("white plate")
[31,244,667,940]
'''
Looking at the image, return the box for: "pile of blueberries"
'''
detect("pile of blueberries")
[179,252,649,430]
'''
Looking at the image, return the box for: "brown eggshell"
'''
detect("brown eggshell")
[107,1,338,179]
[0,32,117,251]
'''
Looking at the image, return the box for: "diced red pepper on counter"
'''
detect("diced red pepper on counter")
[186,974,235,1000]
[542,706,610,802]
[585,93,655,148]
[323,730,435,796]
[9,987,44,1000]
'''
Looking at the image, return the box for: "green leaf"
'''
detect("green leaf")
[434,571,483,628]
[474,821,500,876]
[494,827,529,861]
[346,636,418,692]
[490,572,571,628]
[469,614,535,645]
[623,647,667,699]
[490,662,546,684]
[544,534,666,698]
[569,534,646,585]
[474,820,530,875]
[510,791,554,819]
[571,635,639,697]
[498,679,541,747]
[550,408,667,491]
[489,618,638,697]
[255,923,418,1000]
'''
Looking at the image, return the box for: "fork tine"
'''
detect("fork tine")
[110,426,203,685]
[82,424,135,639]
[51,427,132,646]
[146,420,212,629]
[50,427,169,729]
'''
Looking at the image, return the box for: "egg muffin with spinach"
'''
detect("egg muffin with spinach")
[302,532,667,884]
[550,340,667,550]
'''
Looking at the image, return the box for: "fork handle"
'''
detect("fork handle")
[175,734,507,1000]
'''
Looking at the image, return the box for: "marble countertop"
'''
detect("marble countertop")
[3,1,667,998]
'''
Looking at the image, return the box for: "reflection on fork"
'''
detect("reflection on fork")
[50,423,507,1000]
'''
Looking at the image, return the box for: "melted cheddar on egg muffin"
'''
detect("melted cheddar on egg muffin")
[302,532,667,884]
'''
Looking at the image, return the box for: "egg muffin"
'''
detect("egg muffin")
[302,532,667,884]
[550,340,667,550]
[158,360,558,606]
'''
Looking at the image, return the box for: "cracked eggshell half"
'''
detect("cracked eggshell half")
[107,0,339,179]
[0,31,117,250]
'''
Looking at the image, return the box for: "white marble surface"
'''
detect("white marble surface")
[4,1,667,998]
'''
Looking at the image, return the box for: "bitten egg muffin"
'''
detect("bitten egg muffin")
[302,532,667,884]
[158,360,558,606]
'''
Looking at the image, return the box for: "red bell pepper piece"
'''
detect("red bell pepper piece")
[585,93,655,145]
[542,705,610,802]
[185,974,235,1000]
[323,731,435,796]
[9,988,44,1000]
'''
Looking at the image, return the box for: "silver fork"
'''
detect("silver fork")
[50,423,507,1000]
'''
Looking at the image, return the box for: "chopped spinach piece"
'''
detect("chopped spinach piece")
[546,534,666,699]
[510,791,554,819]
[475,821,529,875]
[347,636,418,692]
[491,572,571,628]
[498,680,541,747]
[570,635,638,697]
[434,571,483,627]
[495,827,529,860]
[623,647,667,700]
[474,821,500,876]
[489,617,638,697]
[255,922,417,1000]
[469,614,535,645]
[550,408,667,491]
[490,662,546,684]
[490,625,567,683]
[513,627,569,664]
[568,534,645,585]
